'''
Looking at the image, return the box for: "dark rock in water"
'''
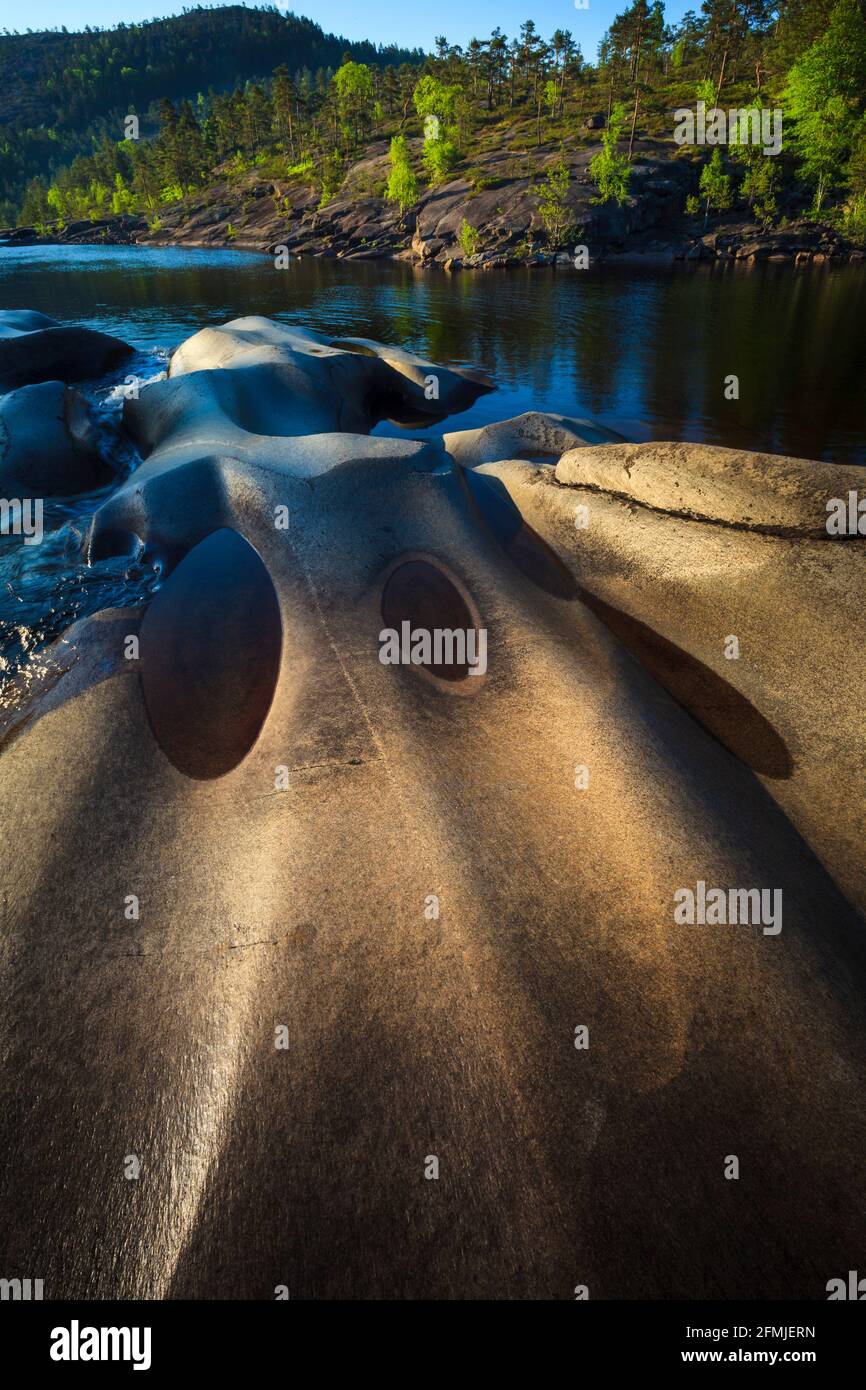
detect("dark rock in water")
[0,309,133,391]
[0,379,114,495]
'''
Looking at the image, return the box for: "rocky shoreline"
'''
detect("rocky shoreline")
[3,136,864,268]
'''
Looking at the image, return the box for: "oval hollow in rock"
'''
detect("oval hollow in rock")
[140,528,282,779]
[380,557,483,686]
[88,526,143,562]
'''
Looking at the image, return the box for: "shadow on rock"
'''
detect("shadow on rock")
[578,592,794,780]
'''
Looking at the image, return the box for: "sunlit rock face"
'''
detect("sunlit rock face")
[477,442,866,919]
[0,318,864,1301]
[444,409,625,467]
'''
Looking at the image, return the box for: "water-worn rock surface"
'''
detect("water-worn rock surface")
[0,308,132,391]
[0,379,113,494]
[0,315,864,1300]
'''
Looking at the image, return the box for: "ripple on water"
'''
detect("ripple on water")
[0,348,168,700]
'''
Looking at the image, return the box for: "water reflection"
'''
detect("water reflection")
[0,243,863,463]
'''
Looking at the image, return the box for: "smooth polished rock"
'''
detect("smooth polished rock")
[0,380,113,495]
[0,318,864,1304]
[445,410,624,467]
[0,309,133,391]
[554,439,863,535]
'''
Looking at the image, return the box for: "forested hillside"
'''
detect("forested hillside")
[3,0,866,250]
[0,4,422,220]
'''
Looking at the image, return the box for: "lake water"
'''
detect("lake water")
[1,243,864,462]
[1,243,864,693]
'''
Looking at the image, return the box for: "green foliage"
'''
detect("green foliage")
[783,0,866,212]
[285,157,315,180]
[0,8,419,140]
[588,102,631,206]
[458,217,480,257]
[467,168,495,192]
[332,61,374,148]
[841,192,866,239]
[5,2,866,239]
[536,156,573,248]
[46,186,65,220]
[685,193,700,216]
[385,135,418,213]
[414,73,466,185]
[740,156,779,227]
[848,115,866,194]
[699,148,732,213]
[18,176,51,227]
[0,10,421,217]
[111,173,135,215]
[412,75,461,126]
[695,79,716,107]
[422,137,459,184]
[318,152,345,206]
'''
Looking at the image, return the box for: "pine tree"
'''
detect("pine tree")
[18,175,50,227]
[175,99,206,188]
[272,65,296,159]
[155,98,180,189]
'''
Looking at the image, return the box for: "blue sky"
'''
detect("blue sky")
[2,1,693,64]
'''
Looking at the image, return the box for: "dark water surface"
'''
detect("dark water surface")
[0,243,863,693]
[1,242,864,463]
